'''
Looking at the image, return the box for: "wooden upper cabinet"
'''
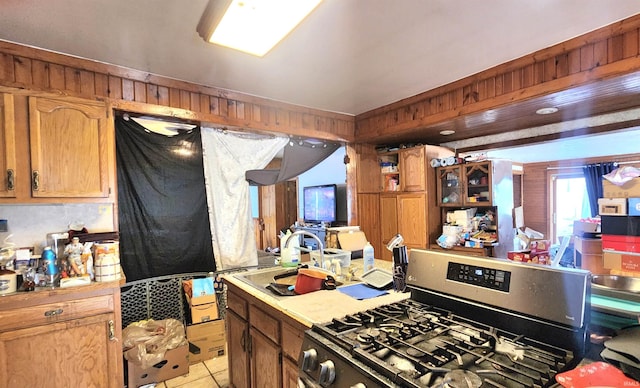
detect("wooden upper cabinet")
[28,97,110,198]
[399,147,426,192]
[0,93,16,198]
[463,161,492,206]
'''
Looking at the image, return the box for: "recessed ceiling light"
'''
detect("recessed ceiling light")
[197,0,322,57]
[535,107,559,115]
[440,130,455,136]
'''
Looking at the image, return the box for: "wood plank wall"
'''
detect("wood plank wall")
[0,40,354,142]
[355,14,640,139]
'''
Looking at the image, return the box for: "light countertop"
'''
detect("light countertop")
[223,259,409,327]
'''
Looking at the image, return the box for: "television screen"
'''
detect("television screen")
[303,184,337,224]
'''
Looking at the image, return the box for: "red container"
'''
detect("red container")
[601,234,640,253]
[294,268,334,295]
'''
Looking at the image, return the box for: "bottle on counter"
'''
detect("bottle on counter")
[41,246,59,287]
[280,230,300,268]
[363,241,375,272]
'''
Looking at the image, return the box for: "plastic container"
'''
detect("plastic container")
[280,230,300,268]
[363,242,375,272]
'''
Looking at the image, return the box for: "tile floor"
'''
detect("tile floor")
[152,352,229,388]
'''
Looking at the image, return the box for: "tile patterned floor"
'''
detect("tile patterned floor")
[153,352,229,388]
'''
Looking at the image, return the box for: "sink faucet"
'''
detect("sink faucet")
[285,230,325,268]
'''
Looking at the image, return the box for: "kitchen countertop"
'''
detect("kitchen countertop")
[223,259,409,327]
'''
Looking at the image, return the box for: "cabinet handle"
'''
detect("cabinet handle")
[32,170,39,191]
[108,320,117,341]
[247,333,252,355]
[44,308,63,317]
[240,330,246,352]
[6,169,14,191]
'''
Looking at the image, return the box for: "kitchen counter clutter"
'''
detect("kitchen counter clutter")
[222,258,408,387]
[224,259,408,327]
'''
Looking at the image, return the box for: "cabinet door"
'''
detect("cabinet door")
[437,165,463,206]
[0,93,16,198]
[464,161,492,206]
[227,310,250,388]
[400,147,426,192]
[357,193,381,257]
[397,193,427,248]
[29,97,110,197]
[250,327,282,388]
[380,194,398,261]
[282,356,300,388]
[0,313,120,388]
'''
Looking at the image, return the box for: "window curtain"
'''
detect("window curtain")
[583,162,618,217]
[245,140,341,186]
[115,116,214,281]
[201,127,288,269]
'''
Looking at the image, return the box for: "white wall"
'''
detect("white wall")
[0,203,116,253]
[297,146,347,222]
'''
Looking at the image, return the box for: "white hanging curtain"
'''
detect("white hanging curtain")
[201,127,288,269]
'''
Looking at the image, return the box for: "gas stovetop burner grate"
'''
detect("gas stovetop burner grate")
[311,299,574,387]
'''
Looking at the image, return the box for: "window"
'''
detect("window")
[552,173,592,243]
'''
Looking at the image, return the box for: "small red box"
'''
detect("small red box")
[601,234,640,253]
[529,240,551,254]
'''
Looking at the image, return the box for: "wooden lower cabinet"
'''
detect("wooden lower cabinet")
[227,310,250,388]
[226,282,308,388]
[250,327,281,387]
[0,282,123,387]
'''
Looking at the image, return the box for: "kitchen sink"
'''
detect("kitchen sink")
[591,274,640,304]
[235,266,300,298]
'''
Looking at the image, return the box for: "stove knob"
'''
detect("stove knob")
[301,348,318,372]
[318,360,336,386]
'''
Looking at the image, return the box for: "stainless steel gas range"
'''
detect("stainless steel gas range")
[298,249,591,387]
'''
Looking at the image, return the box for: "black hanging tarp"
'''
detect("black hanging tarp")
[115,116,214,281]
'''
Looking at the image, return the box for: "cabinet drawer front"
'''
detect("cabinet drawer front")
[227,288,248,319]
[249,305,280,344]
[281,321,304,361]
[0,294,113,332]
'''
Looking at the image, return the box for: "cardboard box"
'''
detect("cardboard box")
[573,220,601,236]
[529,240,551,254]
[127,344,189,388]
[579,253,607,274]
[186,319,226,364]
[629,198,640,215]
[574,236,602,255]
[183,278,219,324]
[602,178,640,198]
[507,251,550,265]
[603,250,640,273]
[601,215,640,236]
[184,278,217,306]
[602,234,640,253]
[598,198,627,216]
[190,302,219,324]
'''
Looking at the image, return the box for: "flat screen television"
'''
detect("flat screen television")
[303,184,337,224]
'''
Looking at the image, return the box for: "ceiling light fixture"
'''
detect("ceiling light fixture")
[197,0,323,57]
[440,130,455,136]
[535,107,559,115]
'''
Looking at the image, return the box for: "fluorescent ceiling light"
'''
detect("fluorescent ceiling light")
[197,0,322,57]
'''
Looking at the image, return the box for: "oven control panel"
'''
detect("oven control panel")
[447,262,511,292]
